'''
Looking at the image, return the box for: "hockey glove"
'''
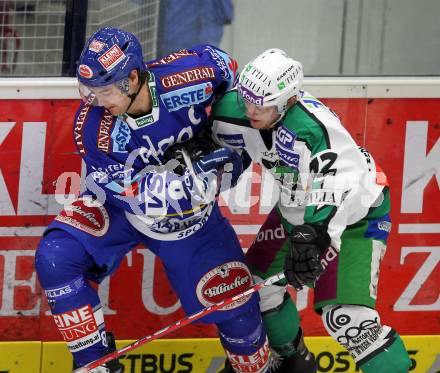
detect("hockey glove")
[185,147,243,202]
[193,147,243,187]
[162,129,220,176]
[284,224,331,290]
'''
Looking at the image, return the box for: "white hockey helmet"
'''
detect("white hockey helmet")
[237,48,303,115]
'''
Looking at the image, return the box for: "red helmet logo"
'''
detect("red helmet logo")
[78,64,93,79]
[89,39,105,53]
[98,44,126,71]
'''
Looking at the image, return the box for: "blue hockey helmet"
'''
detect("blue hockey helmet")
[77,27,146,88]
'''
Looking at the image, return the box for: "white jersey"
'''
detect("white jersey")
[211,89,388,250]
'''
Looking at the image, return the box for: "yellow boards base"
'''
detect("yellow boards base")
[0,335,438,372]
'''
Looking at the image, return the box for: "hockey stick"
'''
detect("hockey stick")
[72,271,285,372]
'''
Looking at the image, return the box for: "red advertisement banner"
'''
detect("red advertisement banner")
[0,98,438,341]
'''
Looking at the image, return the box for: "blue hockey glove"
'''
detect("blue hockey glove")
[192,147,243,191]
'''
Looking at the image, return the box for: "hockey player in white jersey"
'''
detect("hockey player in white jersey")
[211,49,411,373]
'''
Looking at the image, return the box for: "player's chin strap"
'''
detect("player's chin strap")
[72,272,286,373]
[125,70,148,113]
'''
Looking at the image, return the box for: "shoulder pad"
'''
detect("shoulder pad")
[146,49,199,67]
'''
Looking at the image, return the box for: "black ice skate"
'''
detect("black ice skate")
[273,328,317,373]
[73,331,124,373]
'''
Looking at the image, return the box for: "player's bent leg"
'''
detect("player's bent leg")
[35,229,123,371]
[217,305,271,373]
[258,279,317,373]
[322,304,411,373]
[153,206,270,372]
[245,207,316,371]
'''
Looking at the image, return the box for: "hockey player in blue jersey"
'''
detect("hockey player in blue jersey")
[35,27,271,373]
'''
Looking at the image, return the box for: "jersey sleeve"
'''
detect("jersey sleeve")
[148,45,238,115]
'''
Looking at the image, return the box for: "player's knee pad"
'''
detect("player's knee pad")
[35,229,91,285]
[254,275,286,313]
[35,228,100,312]
[322,305,411,373]
[218,305,271,373]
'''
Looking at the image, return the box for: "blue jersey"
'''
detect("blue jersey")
[72,45,238,239]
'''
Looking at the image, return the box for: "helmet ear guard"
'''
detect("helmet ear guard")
[238,48,303,115]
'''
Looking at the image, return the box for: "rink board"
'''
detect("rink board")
[0,79,439,373]
[0,81,439,342]
[0,336,438,373]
